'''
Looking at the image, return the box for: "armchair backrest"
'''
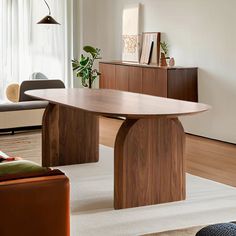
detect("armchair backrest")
[19,79,65,102]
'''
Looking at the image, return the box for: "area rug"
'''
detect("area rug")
[145,226,204,236]
[58,145,236,236]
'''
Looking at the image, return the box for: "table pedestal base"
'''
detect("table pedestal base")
[114,117,186,209]
[42,104,99,167]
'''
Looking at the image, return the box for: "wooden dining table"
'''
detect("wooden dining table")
[26,88,210,209]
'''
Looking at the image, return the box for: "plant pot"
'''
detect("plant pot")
[160,52,168,67]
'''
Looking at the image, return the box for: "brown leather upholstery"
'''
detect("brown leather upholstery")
[19,79,65,102]
[0,175,70,236]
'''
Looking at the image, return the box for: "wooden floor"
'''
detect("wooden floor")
[1,117,236,187]
[100,117,236,187]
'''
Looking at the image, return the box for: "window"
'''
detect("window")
[0,0,73,101]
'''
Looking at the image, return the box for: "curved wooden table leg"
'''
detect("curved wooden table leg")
[42,103,99,167]
[114,117,185,209]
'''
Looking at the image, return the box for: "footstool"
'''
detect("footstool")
[196,223,236,236]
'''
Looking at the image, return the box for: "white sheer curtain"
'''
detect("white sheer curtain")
[0,0,73,101]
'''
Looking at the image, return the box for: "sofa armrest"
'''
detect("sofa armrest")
[0,175,70,236]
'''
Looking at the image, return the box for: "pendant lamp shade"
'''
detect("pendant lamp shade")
[37,0,60,25]
[37,15,60,24]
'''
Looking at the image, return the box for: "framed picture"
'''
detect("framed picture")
[140,32,161,65]
[122,4,141,63]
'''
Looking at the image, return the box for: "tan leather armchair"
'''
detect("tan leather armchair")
[0,173,70,236]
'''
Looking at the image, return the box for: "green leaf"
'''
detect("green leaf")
[80,54,86,60]
[81,75,88,87]
[72,45,102,87]
[83,46,97,55]
[91,75,97,83]
[72,65,80,71]
[72,59,79,63]
[160,41,168,56]
[80,57,89,66]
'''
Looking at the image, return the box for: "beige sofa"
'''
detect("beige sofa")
[0,101,47,130]
[0,79,65,132]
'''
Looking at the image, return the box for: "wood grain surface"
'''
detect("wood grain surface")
[167,68,198,102]
[99,61,198,102]
[99,63,116,89]
[26,88,209,118]
[142,68,167,97]
[128,66,143,93]
[42,103,99,167]
[115,65,129,91]
[114,117,185,209]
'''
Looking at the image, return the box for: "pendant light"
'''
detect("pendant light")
[37,0,60,25]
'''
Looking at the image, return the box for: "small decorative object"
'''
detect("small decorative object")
[122,4,141,62]
[72,46,102,89]
[160,41,170,67]
[37,0,60,25]
[140,32,161,65]
[169,57,175,67]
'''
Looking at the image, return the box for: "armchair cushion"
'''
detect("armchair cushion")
[0,160,63,182]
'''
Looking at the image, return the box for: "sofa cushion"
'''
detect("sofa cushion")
[0,160,63,182]
[0,160,47,175]
[0,101,48,112]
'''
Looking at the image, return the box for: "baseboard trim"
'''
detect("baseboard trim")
[0,126,42,135]
[186,133,236,146]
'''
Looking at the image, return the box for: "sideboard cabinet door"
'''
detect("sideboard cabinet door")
[128,66,142,93]
[142,68,168,97]
[100,63,116,89]
[115,65,129,91]
[167,69,198,102]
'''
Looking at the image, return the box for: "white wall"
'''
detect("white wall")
[79,0,236,144]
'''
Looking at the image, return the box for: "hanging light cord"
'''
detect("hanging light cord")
[43,0,51,15]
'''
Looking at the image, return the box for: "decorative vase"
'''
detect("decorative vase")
[169,57,175,67]
[160,52,167,67]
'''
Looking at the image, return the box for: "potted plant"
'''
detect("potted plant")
[160,41,170,67]
[72,46,102,88]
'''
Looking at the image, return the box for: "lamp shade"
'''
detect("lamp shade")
[37,15,60,25]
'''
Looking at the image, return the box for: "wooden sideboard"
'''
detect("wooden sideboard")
[99,61,198,102]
